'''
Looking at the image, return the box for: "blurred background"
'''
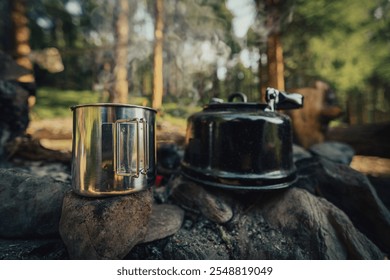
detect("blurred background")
[0,0,389,168]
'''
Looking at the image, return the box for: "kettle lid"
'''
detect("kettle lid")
[204,88,303,112]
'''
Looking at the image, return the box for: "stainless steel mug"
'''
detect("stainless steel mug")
[71,103,156,197]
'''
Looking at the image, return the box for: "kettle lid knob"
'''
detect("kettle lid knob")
[227,92,248,103]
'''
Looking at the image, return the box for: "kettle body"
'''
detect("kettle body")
[181,89,303,190]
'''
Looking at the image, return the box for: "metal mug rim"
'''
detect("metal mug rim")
[70,103,157,113]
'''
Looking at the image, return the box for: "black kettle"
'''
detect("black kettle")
[181,88,303,190]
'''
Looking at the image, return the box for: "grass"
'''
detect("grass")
[31,88,201,130]
[160,102,202,128]
[31,87,100,120]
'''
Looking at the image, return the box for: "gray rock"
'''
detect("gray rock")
[309,141,355,164]
[142,204,184,243]
[0,168,70,238]
[59,189,153,260]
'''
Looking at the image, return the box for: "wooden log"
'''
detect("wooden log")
[326,122,390,158]
[286,81,342,148]
[294,148,390,255]
[5,136,71,163]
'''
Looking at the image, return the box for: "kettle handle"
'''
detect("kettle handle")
[265,87,303,111]
[228,92,248,103]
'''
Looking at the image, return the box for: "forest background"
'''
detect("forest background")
[1,0,389,126]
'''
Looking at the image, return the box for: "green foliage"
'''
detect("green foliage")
[308,28,375,92]
[369,0,390,87]
[223,62,259,101]
[282,0,390,103]
[208,0,241,56]
[27,0,99,90]
[31,87,100,119]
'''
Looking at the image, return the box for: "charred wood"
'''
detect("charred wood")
[326,122,390,158]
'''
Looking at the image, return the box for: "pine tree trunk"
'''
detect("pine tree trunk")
[265,0,285,91]
[10,0,34,85]
[266,33,284,90]
[152,0,164,110]
[110,0,129,104]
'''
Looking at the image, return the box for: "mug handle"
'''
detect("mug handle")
[114,118,149,177]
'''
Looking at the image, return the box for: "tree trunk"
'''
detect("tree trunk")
[110,0,129,104]
[266,34,284,90]
[286,82,342,148]
[152,0,164,111]
[10,0,34,85]
[265,0,285,91]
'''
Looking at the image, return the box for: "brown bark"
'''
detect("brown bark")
[110,0,129,104]
[266,34,284,90]
[286,82,342,148]
[152,0,164,110]
[10,0,34,84]
[265,0,285,92]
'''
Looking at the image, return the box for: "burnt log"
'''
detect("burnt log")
[294,150,390,255]
[326,122,390,158]
[311,159,390,254]
[127,176,385,260]
[170,176,234,224]
[6,135,71,163]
